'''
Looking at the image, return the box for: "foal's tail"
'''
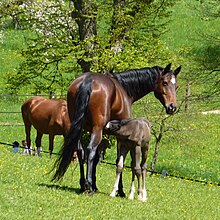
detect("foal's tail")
[52,78,92,181]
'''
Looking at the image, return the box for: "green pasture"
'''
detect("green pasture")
[0,95,219,219]
[0,95,219,184]
[0,1,220,218]
[0,143,219,220]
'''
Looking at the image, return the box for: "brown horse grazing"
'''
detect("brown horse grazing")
[105,118,151,202]
[21,96,70,157]
[52,63,181,195]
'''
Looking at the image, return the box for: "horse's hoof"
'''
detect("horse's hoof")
[93,186,98,192]
[110,192,116,197]
[88,190,95,196]
[116,191,126,198]
[79,187,86,193]
[129,195,134,200]
[138,197,147,202]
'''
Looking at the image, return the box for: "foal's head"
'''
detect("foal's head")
[154,63,181,114]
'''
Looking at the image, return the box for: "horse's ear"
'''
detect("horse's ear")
[174,66,181,76]
[163,63,172,75]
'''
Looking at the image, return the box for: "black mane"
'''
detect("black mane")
[114,66,162,102]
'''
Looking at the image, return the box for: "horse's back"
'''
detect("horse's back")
[126,118,151,143]
[67,72,132,130]
[21,96,69,135]
[107,118,151,146]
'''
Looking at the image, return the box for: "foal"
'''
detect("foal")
[105,118,151,202]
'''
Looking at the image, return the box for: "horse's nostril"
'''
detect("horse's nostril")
[167,104,176,114]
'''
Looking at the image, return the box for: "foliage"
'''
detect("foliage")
[1,0,80,93]
[162,0,220,96]
[192,0,220,95]
[0,0,179,93]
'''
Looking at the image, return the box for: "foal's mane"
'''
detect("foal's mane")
[106,118,133,133]
[114,66,163,101]
[120,118,133,126]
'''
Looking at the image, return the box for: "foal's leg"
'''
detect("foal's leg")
[110,146,129,198]
[49,133,55,158]
[36,132,43,157]
[129,146,142,201]
[135,146,142,201]
[129,148,136,200]
[117,141,126,197]
[140,145,149,202]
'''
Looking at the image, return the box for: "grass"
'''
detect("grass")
[0,102,219,219]
[154,113,220,183]
[0,94,219,185]
[0,29,26,94]
[1,1,220,218]
[0,146,219,220]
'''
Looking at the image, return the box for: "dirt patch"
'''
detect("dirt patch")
[201,110,220,115]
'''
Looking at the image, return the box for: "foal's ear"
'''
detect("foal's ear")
[174,66,181,76]
[163,63,172,75]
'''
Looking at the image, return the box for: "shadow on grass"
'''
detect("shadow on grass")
[38,183,81,194]
[37,183,111,196]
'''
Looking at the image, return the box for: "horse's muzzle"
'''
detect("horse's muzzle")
[166,103,176,114]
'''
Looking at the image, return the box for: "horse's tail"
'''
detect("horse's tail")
[52,78,92,181]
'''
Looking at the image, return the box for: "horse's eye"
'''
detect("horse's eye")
[163,81,168,86]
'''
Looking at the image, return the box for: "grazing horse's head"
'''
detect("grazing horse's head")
[154,63,181,114]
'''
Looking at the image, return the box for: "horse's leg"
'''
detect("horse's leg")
[78,140,86,193]
[110,146,129,198]
[35,131,43,157]
[129,148,136,200]
[140,145,149,202]
[49,133,54,158]
[134,146,142,201]
[92,147,101,192]
[23,117,31,154]
[86,130,102,194]
[117,141,126,197]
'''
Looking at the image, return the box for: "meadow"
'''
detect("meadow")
[0,95,219,219]
[0,0,220,219]
[0,141,219,220]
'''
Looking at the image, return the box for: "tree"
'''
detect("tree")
[0,0,179,93]
[192,0,220,95]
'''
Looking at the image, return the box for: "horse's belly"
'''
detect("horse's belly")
[33,123,49,134]
[33,122,64,135]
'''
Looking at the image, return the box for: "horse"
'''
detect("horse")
[52,63,181,195]
[105,118,151,202]
[21,96,71,157]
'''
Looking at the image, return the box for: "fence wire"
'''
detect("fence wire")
[0,94,220,185]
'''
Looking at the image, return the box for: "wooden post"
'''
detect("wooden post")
[184,80,191,112]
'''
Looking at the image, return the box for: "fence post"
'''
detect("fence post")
[184,80,191,112]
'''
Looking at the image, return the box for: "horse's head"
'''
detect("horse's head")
[154,63,181,114]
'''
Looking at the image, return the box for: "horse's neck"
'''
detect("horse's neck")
[116,69,160,102]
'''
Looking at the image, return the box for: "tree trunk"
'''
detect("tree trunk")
[70,0,97,72]
[150,135,162,174]
[185,80,191,112]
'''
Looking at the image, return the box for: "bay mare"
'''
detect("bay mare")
[52,63,181,195]
[21,97,70,157]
